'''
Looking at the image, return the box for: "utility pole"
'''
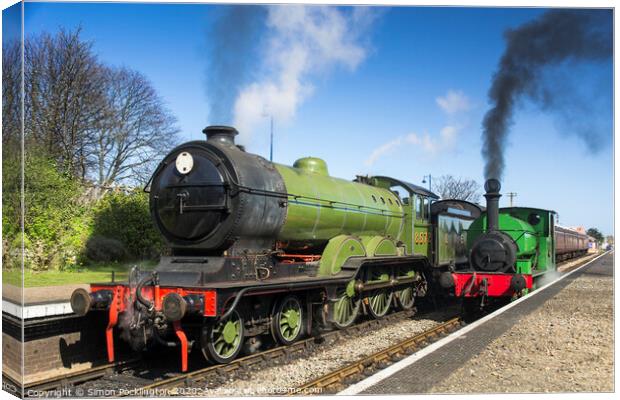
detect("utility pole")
[507,192,517,207]
[269,116,274,162]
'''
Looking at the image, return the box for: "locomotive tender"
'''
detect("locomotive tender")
[70,126,589,370]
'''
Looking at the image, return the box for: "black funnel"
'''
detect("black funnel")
[203,126,238,146]
[484,179,501,231]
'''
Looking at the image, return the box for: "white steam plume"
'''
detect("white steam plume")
[233,5,377,143]
[436,90,471,115]
[364,125,459,167]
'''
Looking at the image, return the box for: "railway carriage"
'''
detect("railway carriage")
[555,225,590,261]
[70,125,588,370]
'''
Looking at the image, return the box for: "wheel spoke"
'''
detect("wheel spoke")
[214,340,225,353]
[343,299,351,321]
[337,299,345,321]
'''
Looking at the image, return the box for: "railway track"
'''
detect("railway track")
[2,358,141,396]
[293,317,463,395]
[2,312,464,397]
[124,307,448,396]
[6,302,455,397]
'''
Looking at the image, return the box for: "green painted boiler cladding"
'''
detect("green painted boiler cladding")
[275,157,404,245]
[273,157,421,277]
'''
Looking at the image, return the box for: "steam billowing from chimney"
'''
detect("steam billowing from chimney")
[206,6,266,124]
[206,5,377,143]
[482,9,612,180]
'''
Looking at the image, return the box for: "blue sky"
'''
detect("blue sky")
[3,2,614,235]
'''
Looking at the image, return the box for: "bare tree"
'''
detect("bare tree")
[24,29,108,179]
[92,67,178,186]
[435,175,481,203]
[9,28,179,187]
[2,40,21,149]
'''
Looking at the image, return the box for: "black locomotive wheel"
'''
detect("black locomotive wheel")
[202,310,244,364]
[271,295,304,345]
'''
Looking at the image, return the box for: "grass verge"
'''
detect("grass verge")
[2,261,157,287]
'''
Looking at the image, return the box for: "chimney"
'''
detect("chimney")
[203,126,238,146]
[484,178,501,231]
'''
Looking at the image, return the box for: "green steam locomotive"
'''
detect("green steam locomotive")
[70,126,586,370]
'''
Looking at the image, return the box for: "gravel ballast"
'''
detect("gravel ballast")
[200,309,455,396]
[429,256,614,394]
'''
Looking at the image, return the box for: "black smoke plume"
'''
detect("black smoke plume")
[482,9,612,180]
[206,6,266,124]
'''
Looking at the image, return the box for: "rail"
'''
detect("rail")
[293,316,463,394]
[126,309,425,395]
[3,358,141,395]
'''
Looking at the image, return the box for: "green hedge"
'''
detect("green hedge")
[2,153,92,271]
[91,189,163,261]
[2,153,164,272]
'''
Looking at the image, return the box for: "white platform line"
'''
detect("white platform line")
[338,251,611,396]
[2,299,74,319]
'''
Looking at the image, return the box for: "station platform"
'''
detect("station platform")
[2,283,111,381]
[342,251,614,395]
[2,283,88,319]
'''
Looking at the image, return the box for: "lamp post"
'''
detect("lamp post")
[269,115,273,162]
[262,108,274,162]
[422,174,432,192]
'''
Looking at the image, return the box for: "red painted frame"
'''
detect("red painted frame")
[90,283,216,371]
[451,272,533,298]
